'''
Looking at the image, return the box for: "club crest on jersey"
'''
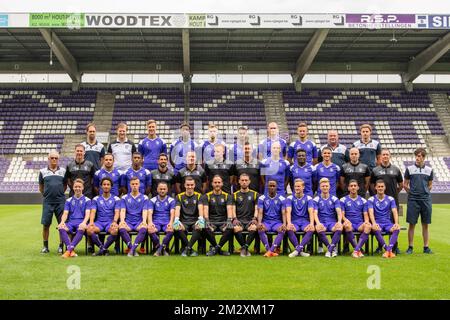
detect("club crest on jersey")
[220,198,224,203]
[248,196,252,201]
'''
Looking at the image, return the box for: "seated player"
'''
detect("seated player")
[93,153,122,197]
[173,176,204,257]
[367,180,401,258]
[286,179,315,258]
[87,177,121,256]
[202,175,234,256]
[340,179,371,258]
[313,178,343,258]
[147,182,176,256]
[58,179,91,258]
[232,173,259,257]
[119,177,149,257]
[257,180,287,257]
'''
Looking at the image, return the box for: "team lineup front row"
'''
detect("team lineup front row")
[58,171,401,259]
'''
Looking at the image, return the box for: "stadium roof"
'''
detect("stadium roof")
[0,28,449,90]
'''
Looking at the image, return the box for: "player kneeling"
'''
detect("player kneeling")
[58,179,91,258]
[314,178,343,258]
[340,180,371,258]
[286,179,315,258]
[368,180,401,258]
[257,180,287,257]
[148,182,176,256]
[87,177,121,256]
[119,177,149,257]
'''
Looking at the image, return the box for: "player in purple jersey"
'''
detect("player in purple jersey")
[340,180,372,258]
[121,152,152,195]
[93,153,122,197]
[119,177,149,257]
[289,148,316,197]
[313,178,343,258]
[201,123,227,164]
[170,122,198,173]
[58,179,91,258]
[138,119,167,171]
[257,180,287,258]
[261,142,290,196]
[367,180,401,258]
[314,147,342,196]
[258,122,288,160]
[87,177,121,256]
[288,122,318,165]
[147,181,176,256]
[286,179,315,258]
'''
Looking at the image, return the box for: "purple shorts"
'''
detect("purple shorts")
[95,221,113,232]
[66,220,83,233]
[323,221,338,232]
[153,221,169,232]
[292,219,310,232]
[125,219,143,231]
[262,220,283,232]
[346,218,365,231]
[378,222,394,233]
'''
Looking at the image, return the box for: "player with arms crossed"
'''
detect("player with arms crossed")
[58,179,91,258]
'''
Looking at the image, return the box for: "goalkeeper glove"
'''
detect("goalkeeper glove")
[173,217,181,230]
[195,216,205,229]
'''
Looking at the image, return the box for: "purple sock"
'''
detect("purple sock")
[132,228,147,251]
[270,232,285,252]
[162,232,173,247]
[59,229,71,248]
[150,232,160,247]
[329,230,342,250]
[258,231,270,251]
[346,231,357,248]
[287,230,299,247]
[318,232,330,247]
[70,229,85,250]
[355,233,369,252]
[90,233,103,248]
[374,230,387,250]
[103,234,117,250]
[119,229,132,248]
[388,230,399,251]
[296,231,313,251]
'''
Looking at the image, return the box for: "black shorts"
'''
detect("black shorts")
[41,202,64,226]
[406,198,432,225]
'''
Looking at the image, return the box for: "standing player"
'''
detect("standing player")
[93,153,122,197]
[201,176,234,256]
[121,152,152,195]
[260,142,290,196]
[65,144,96,199]
[81,123,105,171]
[39,151,67,254]
[170,122,198,174]
[150,153,175,197]
[340,180,371,258]
[232,142,261,193]
[314,147,342,196]
[147,182,176,256]
[201,124,227,164]
[257,180,287,257]
[119,177,149,257]
[58,179,91,258]
[107,122,136,171]
[205,143,234,194]
[258,122,288,160]
[318,130,348,169]
[232,173,259,257]
[289,149,316,197]
[404,148,434,254]
[173,177,204,257]
[175,151,207,194]
[341,148,370,197]
[313,178,343,258]
[351,124,381,171]
[88,177,121,256]
[288,122,318,165]
[367,180,401,258]
[286,179,315,258]
[138,119,167,171]
[229,126,253,162]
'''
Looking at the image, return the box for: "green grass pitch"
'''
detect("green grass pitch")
[0,204,449,300]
